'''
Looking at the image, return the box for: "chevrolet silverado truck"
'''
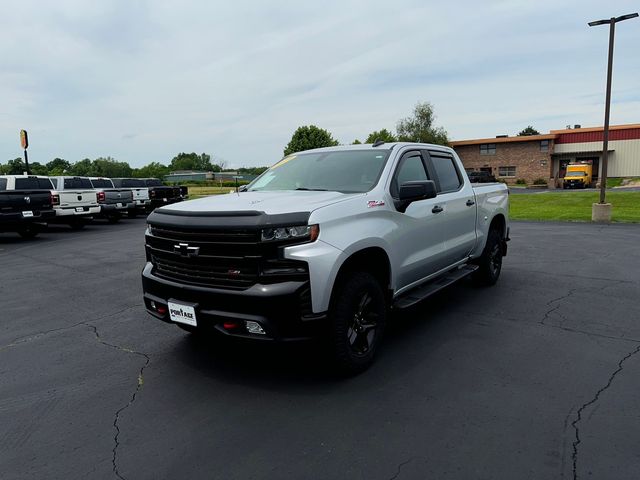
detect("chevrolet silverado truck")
[88,177,134,223]
[142,143,509,374]
[111,178,151,217]
[48,176,100,229]
[0,175,56,238]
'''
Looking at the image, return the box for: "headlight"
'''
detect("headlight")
[261,224,319,242]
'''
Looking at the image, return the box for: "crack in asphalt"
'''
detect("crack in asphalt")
[0,305,140,353]
[570,343,640,480]
[388,457,421,480]
[82,321,150,480]
[539,289,580,326]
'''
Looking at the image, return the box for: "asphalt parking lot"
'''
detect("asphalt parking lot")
[1,219,639,480]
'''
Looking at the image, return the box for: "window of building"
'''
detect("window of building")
[480,144,496,155]
[498,166,516,177]
[540,140,550,152]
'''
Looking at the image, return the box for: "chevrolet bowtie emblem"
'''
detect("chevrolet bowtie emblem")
[173,243,200,257]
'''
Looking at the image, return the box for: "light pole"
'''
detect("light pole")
[588,13,638,221]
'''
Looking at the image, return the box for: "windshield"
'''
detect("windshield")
[247,150,390,193]
[122,179,146,187]
[64,177,93,189]
[565,171,586,177]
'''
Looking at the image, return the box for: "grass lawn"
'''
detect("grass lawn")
[510,191,640,223]
[186,186,236,199]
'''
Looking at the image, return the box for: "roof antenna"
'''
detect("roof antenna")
[373,139,385,147]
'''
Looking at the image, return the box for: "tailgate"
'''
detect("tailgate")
[132,188,149,201]
[0,190,52,214]
[58,190,98,208]
[104,189,133,205]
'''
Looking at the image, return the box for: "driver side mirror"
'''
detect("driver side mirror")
[397,180,437,212]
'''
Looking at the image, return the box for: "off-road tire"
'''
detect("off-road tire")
[329,271,387,376]
[473,229,503,286]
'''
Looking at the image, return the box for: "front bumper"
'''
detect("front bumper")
[141,263,326,341]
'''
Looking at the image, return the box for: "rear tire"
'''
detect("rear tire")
[18,226,39,239]
[473,229,503,286]
[69,220,85,230]
[328,271,387,376]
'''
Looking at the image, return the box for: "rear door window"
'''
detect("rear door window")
[430,155,462,193]
[0,178,7,190]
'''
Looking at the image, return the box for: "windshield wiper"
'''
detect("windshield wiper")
[295,187,329,191]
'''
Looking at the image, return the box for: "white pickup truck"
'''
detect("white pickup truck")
[111,178,151,217]
[142,143,509,374]
[48,176,100,229]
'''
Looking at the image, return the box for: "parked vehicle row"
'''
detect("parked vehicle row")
[0,175,186,238]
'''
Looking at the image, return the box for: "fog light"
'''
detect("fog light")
[245,321,266,335]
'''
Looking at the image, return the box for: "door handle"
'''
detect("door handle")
[466,199,475,206]
[432,206,443,214]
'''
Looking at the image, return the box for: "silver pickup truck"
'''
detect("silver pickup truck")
[111,178,151,217]
[88,177,134,223]
[142,143,509,374]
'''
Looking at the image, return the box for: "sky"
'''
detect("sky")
[1,0,639,169]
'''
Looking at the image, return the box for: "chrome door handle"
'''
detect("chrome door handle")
[432,206,443,214]
[466,199,475,206]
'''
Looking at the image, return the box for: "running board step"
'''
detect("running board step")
[393,265,478,310]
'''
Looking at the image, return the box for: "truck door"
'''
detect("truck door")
[426,151,477,265]
[389,150,450,290]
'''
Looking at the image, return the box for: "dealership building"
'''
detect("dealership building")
[450,123,640,186]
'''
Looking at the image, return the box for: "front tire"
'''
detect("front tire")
[473,229,503,286]
[329,271,387,376]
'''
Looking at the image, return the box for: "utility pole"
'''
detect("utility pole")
[588,13,638,221]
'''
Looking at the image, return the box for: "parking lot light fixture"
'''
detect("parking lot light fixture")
[588,12,638,211]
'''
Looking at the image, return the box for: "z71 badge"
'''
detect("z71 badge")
[367,200,385,208]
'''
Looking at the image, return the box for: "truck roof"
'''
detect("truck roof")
[291,142,455,155]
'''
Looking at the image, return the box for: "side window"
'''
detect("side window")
[50,178,58,188]
[431,155,462,192]
[0,178,6,190]
[391,153,428,198]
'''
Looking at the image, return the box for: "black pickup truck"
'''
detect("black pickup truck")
[0,175,56,238]
[144,178,183,209]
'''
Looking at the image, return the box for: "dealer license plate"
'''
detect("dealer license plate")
[117,203,124,208]
[168,301,197,326]
[22,211,33,218]
[75,207,84,212]
[163,198,168,202]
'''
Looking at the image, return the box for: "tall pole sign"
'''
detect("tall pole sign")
[20,129,30,175]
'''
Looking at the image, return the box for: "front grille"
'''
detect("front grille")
[147,225,308,290]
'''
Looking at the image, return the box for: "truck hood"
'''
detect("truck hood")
[158,190,361,215]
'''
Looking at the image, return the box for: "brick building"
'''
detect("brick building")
[450,123,640,185]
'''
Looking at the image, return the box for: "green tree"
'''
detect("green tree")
[133,162,170,179]
[29,162,49,175]
[518,126,540,136]
[396,102,449,145]
[169,152,215,172]
[91,157,132,177]
[283,125,339,156]
[365,129,397,144]
[68,158,93,176]
[352,139,362,144]
[238,166,269,175]
[4,158,26,174]
[46,158,71,175]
